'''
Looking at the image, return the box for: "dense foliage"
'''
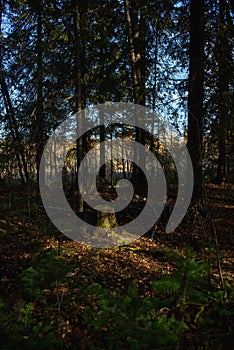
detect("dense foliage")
[0,0,233,186]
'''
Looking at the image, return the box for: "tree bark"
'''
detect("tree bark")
[216,0,230,183]
[35,1,45,191]
[74,2,86,212]
[0,3,28,184]
[98,11,107,181]
[187,0,205,202]
[124,0,146,196]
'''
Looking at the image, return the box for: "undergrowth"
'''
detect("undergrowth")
[0,246,233,350]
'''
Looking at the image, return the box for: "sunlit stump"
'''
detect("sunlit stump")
[94,205,118,228]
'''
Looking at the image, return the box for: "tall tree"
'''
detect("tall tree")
[74,1,86,212]
[35,0,45,190]
[0,0,29,184]
[124,0,146,106]
[215,0,232,183]
[187,0,205,202]
[124,0,146,195]
[98,1,107,181]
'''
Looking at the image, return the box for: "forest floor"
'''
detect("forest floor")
[0,182,233,350]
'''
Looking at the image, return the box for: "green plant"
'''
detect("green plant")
[0,249,79,350]
[82,281,179,349]
[196,287,234,348]
[21,267,42,300]
[0,298,66,350]
[151,248,210,303]
[17,302,35,331]
[151,247,211,348]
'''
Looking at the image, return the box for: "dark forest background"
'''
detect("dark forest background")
[0,1,233,349]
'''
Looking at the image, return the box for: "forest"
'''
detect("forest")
[0,0,233,349]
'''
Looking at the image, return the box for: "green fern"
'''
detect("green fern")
[151,247,210,303]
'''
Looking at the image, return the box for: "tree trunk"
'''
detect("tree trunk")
[124,0,146,196]
[74,2,85,212]
[0,75,28,184]
[95,204,118,228]
[99,23,107,181]
[0,3,28,184]
[35,1,45,191]
[187,0,205,203]
[216,0,230,183]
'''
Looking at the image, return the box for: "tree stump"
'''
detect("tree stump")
[94,205,118,228]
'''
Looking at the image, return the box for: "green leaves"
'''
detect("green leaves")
[21,266,42,299]
[82,281,179,349]
[152,248,210,303]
